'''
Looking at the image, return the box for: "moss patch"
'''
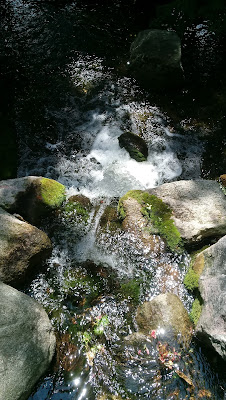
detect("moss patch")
[184,268,200,291]
[118,279,141,304]
[190,298,202,326]
[39,178,65,208]
[63,195,91,224]
[118,190,182,252]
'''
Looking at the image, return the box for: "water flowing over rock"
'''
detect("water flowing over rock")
[0,207,52,285]
[195,236,226,360]
[148,179,226,246]
[136,293,193,345]
[129,29,184,90]
[0,281,56,400]
[0,176,65,223]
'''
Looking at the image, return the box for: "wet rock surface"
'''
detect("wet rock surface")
[118,131,148,162]
[136,293,193,345]
[0,281,55,400]
[129,29,184,89]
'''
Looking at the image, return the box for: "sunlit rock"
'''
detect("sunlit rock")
[118,131,148,162]
[0,281,55,400]
[0,207,52,285]
[136,293,193,346]
[0,176,65,223]
[118,190,180,252]
[129,29,184,90]
[148,179,226,246]
[194,236,226,360]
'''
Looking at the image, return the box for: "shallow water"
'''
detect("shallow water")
[1,0,226,398]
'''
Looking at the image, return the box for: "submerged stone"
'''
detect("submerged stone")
[136,293,193,346]
[129,29,184,90]
[0,281,55,400]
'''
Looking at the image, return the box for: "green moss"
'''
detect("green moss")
[118,190,182,252]
[190,298,202,326]
[119,279,141,304]
[184,267,200,291]
[93,315,109,336]
[129,149,147,162]
[40,178,65,208]
[63,199,90,224]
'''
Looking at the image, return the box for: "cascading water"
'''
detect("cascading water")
[2,0,226,398]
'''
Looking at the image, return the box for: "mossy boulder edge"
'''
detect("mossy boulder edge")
[0,176,66,223]
[118,189,182,252]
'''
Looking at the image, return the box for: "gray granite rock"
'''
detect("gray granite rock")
[0,281,55,400]
[148,179,226,245]
[195,235,226,359]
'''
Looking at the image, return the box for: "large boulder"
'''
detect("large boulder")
[136,293,192,345]
[0,281,55,400]
[148,179,226,246]
[0,176,65,223]
[0,207,52,285]
[194,236,226,359]
[129,29,184,90]
[118,131,148,162]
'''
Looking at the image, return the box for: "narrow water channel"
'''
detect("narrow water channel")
[1,0,226,398]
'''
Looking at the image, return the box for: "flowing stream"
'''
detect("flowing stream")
[2,0,226,398]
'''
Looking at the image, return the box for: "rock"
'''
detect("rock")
[118,190,180,252]
[129,29,184,90]
[0,176,65,223]
[195,236,226,359]
[0,281,55,400]
[118,131,148,162]
[219,174,226,187]
[148,179,226,246]
[136,293,193,345]
[0,207,52,285]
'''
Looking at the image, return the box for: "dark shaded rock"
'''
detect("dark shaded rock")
[118,131,148,162]
[0,281,55,400]
[0,176,65,223]
[136,293,193,345]
[0,207,52,285]
[195,236,226,359]
[129,29,184,90]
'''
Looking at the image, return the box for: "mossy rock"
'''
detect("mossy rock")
[118,131,148,162]
[98,204,122,233]
[190,298,202,326]
[62,194,92,224]
[118,279,141,304]
[118,190,182,252]
[38,178,65,208]
[184,251,205,291]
